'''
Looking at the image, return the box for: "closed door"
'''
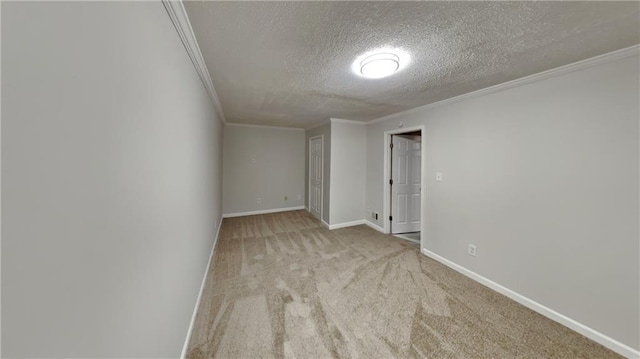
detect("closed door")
[309,136,323,220]
[391,135,421,234]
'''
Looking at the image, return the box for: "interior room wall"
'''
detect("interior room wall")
[0,2,3,356]
[329,120,366,225]
[305,122,332,223]
[365,53,640,351]
[222,124,305,215]
[2,2,223,357]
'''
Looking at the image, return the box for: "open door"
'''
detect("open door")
[391,134,421,234]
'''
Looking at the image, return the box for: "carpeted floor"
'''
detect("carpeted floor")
[393,232,421,244]
[186,210,621,358]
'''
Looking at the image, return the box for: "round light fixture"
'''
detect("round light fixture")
[360,53,399,79]
[352,48,409,79]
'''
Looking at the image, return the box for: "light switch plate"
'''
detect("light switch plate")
[436,172,443,181]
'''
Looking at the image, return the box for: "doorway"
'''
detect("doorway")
[383,126,426,245]
[391,131,421,235]
[308,135,323,220]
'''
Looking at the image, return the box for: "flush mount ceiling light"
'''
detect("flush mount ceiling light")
[352,49,409,79]
[360,53,399,78]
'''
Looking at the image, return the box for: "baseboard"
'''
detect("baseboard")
[364,220,386,234]
[420,248,640,358]
[222,206,305,218]
[322,219,384,231]
[327,219,366,230]
[180,216,223,359]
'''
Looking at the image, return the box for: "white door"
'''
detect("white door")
[309,136,323,220]
[391,135,421,234]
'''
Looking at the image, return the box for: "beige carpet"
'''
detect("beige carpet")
[187,210,620,358]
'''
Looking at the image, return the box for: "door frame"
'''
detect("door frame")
[383,125,426,240]
[308,135,324,221]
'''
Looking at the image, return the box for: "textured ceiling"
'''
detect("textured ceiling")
[183,1,639,128]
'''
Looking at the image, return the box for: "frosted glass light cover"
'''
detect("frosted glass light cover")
[360,53,400,79]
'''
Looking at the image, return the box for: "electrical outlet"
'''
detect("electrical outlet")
[257,196,262,204]
[436,172,443,182]
[284,195,288,201]
[468,244,477,257]
[375,212,379,220]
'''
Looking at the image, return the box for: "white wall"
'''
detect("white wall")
[366,53,639,351]
[223,124,305,215]
[2,2,223,357]
[330,120,366,225]
[0,2,3,356]
[305,123,332,223]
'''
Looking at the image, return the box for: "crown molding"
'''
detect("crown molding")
[330,118,366,125]
[306,119,331,131]
[225,122,304,131]
[306,117,365,131]
[367,45,640,125]
[162,0,226,124]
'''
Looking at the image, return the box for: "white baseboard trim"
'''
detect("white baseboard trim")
[327,219,366,230]
[420,248,640,358]
[364,220,386,234]
[222,206,305,218]
[181,216,223,359]
[321,219,385,231]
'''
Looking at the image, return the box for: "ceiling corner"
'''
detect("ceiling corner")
[161,0,227,124]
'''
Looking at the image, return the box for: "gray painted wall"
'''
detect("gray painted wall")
[2,2,223,357]
[366,54,639,350]
[329,121,366,225]
[305,123,331,223]
[222,125,305,215]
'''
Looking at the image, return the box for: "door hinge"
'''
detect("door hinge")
[389,216,393,221]
[389,179,393,185]
[390,142,394,149]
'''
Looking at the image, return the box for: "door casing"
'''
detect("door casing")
[308,135,323,220]
[391,134,422,234]
[383,126,426,244]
